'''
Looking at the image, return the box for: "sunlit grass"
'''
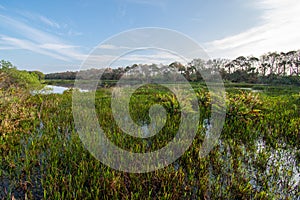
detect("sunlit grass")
[0,83,299,199]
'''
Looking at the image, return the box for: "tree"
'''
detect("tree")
[30,71,45,81]
[0,60,15,69]
[259,54,270,77]
[233,56,249,71]
[292,50,300,76]
[267,52,279,75]
[278,52,287,76]
[248,56,259,74]
[224,61,234,75]
[287,51,297,75]
[0,60,43,90]
[188,59,206,81]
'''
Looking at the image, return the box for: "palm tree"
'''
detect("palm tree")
[233,56,248,71]
[278,52,287,76]
[266,52,279,75]
[224,61,234,74]
[248,56,259,74]
[259,54,270,77]
[293,50,300,76]
[287,51,296,75]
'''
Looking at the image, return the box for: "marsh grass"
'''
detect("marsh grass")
[0,83,299,199]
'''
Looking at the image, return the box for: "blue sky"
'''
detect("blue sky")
[0,0,300,73]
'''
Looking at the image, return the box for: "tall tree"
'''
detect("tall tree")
[278,52,287,76]
[287,51,297,75]
[248,56,259,74]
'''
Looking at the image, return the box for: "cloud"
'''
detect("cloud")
[0,35,70,61]
[18,11,60,29]
[81,54,117,68]
[0,14,60,44]
[0,46,19,50]
[114,51,187,66]
[0,14,86,61]
[40,43,80,50]
[205,0,300,59]
[19,11,83,36]
[98,44,131,50]
[38,15,60,29]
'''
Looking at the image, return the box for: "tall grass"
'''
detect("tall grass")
[0,84,299,199]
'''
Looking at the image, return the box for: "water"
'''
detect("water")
[236,87,261,93]
[254,139,300,194]
[43,85,69,94]
[203,118,212,137]
[33,85,89,94]
[201,118,299,198]
[141,124,150,137]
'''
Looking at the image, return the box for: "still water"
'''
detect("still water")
[36,85,88,94]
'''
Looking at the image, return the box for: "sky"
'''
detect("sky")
[0,0,300,73]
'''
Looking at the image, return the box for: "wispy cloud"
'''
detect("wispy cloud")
[19,11,84,37]
[0,45,19,50]
[205,0,300,59]
[0,14,86,61]
[18,11,60,29]
[98,44,131,50]
[0,35,69,61]
[113,51,187,67]
[0,14,59,44]
[40,43,79,50]
[38,15,60,28]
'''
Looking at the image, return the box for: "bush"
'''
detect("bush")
[0,60,43,91]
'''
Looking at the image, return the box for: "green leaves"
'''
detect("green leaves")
[0,60,44,91]
[1,81,299,198]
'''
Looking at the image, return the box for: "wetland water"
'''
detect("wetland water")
[34,85,89,94]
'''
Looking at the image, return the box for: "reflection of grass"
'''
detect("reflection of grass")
[0,84,299,199]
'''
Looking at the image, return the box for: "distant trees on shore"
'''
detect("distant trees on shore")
[2,49,300,86]
[45,50,300,85]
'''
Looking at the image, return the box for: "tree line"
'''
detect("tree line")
[45,50,300,85]
[2,49,300,86]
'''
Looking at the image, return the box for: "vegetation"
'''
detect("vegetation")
[45,50,300,87]
[1,59,300,199]
[0,60,44,91]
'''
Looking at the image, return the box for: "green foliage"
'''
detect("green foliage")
[0,60,15,69]
[0,83,299,199]
[29,70,45,81]
[0,60,43,91]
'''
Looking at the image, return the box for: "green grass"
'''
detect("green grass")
[1,83,299,199]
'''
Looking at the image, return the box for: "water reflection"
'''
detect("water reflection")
[34,85,89,94]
